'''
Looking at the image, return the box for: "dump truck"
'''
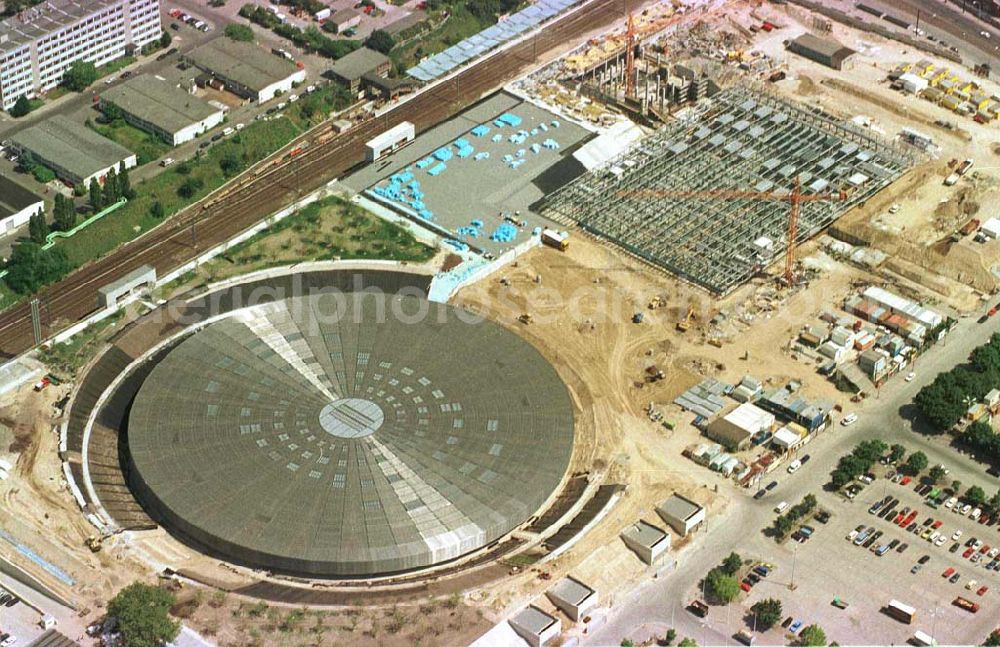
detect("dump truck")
[541,229,569,251]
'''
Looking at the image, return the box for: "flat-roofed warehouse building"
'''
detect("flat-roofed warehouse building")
[0,174,44,237]
[0,0,162,111]
[100,74,225,145]
[327,47,391,98]
[786,33,856,71]
[8,115,136,187]
[620,519,671,564]
[546,576,598,622]
[184,39,306,104]
[657,493,706,537]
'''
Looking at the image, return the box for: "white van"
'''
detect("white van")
[222,127,234,136]
[160,157,174,167]
[787,459,802,474]
[774,501,788,514]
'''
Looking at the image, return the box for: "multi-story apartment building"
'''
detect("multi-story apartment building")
[0,0,161,110]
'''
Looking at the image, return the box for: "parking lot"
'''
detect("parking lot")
[738,467,1000,646]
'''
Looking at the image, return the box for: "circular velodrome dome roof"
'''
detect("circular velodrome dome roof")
[126,290,574,577]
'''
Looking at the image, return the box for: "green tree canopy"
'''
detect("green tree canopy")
[795,624,827,647]
[53,194,77,231]
[705,568,740,604]
[9,95,32,118]
[678,639,698,647]
[62,60,98,91]
[224,23,255,42]
[903,451,928,476]
[750,598,783,630]
[365,29,395,54]
[3,243,71,294]
[984,630,1000,647]
[103,167,118,205]
[889,444,906,463]
[28,210,48,244]
[89,178,104,212]
[107,582,180,647]
[177,177,204,199]
[721,552,742,575]
[928,464,947,484]
[966,485,986,506]
[159,31,172,48]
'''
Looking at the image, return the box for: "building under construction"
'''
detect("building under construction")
[541,86,915,294]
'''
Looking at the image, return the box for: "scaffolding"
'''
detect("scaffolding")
[540,86,916,294]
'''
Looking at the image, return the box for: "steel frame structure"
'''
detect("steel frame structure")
[541,86,916,294]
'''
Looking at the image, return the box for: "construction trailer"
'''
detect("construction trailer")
[541,86,914,294]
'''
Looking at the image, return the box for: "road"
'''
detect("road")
[860,0,1000,65]
[0,0,629,359]
[585,308,1000,646]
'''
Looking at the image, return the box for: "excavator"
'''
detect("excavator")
[676,305,695,332]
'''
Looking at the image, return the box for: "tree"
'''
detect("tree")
[988,490,1000,512]
[28,210,48,244]
[224,24,255,42]
[3,243,71,295]
[928,464,947,485]
[750,598,783,631]
[365,29,395,54]
[889,444,906,464]
[795,624,826,647]
[219,151,243,177]
[102,101,123,123]
[952,480,962,494]
[903,451,928,476]
[177,177,203,199]
[107,582,180,647]
[664,629,677,645]
[966,485,986,506]
[149,201,165,219]
[678,639,698,647]
[117,162,133,200]
[159,31,172,49]
[705,568,740,604]
[621,640,635,647]
[9,95,32,118]
[721,552,742,575]
[89,178,104,212]
[62,60,98,91]
[984,630,1000,647]
[103,167,118,205]
[53,194,77,231]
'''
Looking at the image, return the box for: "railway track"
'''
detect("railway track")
[0,0,625,358]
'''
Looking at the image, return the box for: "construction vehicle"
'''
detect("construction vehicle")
[85,535,103,552]
[517,314,533,325]
[648,296,664,309]
[632,312,645,324]
[645,365,665,382]
[541,228,569,251]
[677,305,695,332]
[617,176,848,287]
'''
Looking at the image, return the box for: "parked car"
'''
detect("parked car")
[841,413,858,426]
[953,530,963,540]
[919,554,931,564]
[775,501,788,514]
[943,567,956,578]
[950,572,961,583]
[754,489,766,500]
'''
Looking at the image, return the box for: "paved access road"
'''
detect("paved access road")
[0,0,630,359]
[585,308,1000,646]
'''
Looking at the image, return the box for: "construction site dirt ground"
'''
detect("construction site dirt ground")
[742,2,1000,298]
[447,232,895,622]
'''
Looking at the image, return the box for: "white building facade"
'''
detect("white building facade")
[0,0,162,110]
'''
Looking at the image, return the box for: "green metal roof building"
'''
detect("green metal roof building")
[8,115,136,186]
[100,75,225,146]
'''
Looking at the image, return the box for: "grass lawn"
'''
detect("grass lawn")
[186,195,436,285]
[90,119,172,166]
[0,283,20,313]
[37,310,125,379]
[95,55,135,80]
[59,116,302,269]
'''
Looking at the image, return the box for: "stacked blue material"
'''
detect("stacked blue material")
[433,147,453,162]
[428,162,447,176]
[471,124,491,137]
[490,222,518,242]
